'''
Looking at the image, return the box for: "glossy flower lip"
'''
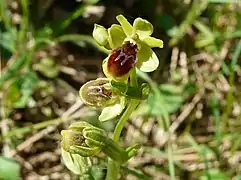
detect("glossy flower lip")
[107,41,138,77]
[93,15,163,81]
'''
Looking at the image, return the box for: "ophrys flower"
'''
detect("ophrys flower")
[93,15,163,81]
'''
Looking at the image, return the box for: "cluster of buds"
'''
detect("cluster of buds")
[61,122,139,165]
[61,14,163,175]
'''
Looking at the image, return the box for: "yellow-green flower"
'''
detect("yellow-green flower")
[93,15,163,81]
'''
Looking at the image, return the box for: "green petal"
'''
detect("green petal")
[92,24,108,46]
[108,24,126,48]
[116,15,133,37]
[133,18,153,38]
[99,97,126,121]
[137,44,159,72]
[141,36,163,48]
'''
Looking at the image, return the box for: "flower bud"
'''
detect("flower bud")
[61,122,133,163]
[79,78,117,107]
[61,122,104,157]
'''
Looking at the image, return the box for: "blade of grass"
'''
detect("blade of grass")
[0,0,12,30]
[121,166,152,180]
[210,93,221,145]
[186,134,212,180]
[221,40,241,131]
[169,0,208,46]
[60,4,87,30]
[0,54,26,88]
[167,142,175,180]
[19,0,29,43]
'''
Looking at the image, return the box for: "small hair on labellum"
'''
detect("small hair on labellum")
[108,41,138,77]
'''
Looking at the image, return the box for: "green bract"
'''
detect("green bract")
[93,15,163,81]
[61,148,92,175]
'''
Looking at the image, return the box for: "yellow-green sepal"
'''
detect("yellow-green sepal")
[116,15,134,37]
[136,43,159,72]
[133,18,153,38]
[108,24,126,49]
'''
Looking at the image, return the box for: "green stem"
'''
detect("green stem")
[19,0,29,44]
[0,0,11,30]
[167,142,175,180]
[106,69,140,180]
[112,99,140,142]
[106,160,120,180]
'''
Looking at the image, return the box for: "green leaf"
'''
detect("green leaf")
[108,24,126,48]
[0,156,20,180]
[155,84,184,114]
[137,45,159,72]
[4,79,21,108]
[142,36,163,48]
[93,24,109,46]
[99,97,126,121]
[14,71,38,108]
[34,58,60,78]
[61,148,91,175]
[0,28,17,52]
[0,53,26,87]
[88,166,105,180]
[134,84,184,117]
[133,18,153,38]
[200,169,229,180]
[126,144,141,159]
[234,175,241,180]
[116,15,133,37]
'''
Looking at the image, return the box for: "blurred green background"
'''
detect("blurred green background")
[0,0,241,179]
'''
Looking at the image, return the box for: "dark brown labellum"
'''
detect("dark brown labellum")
[108,41,138,77]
